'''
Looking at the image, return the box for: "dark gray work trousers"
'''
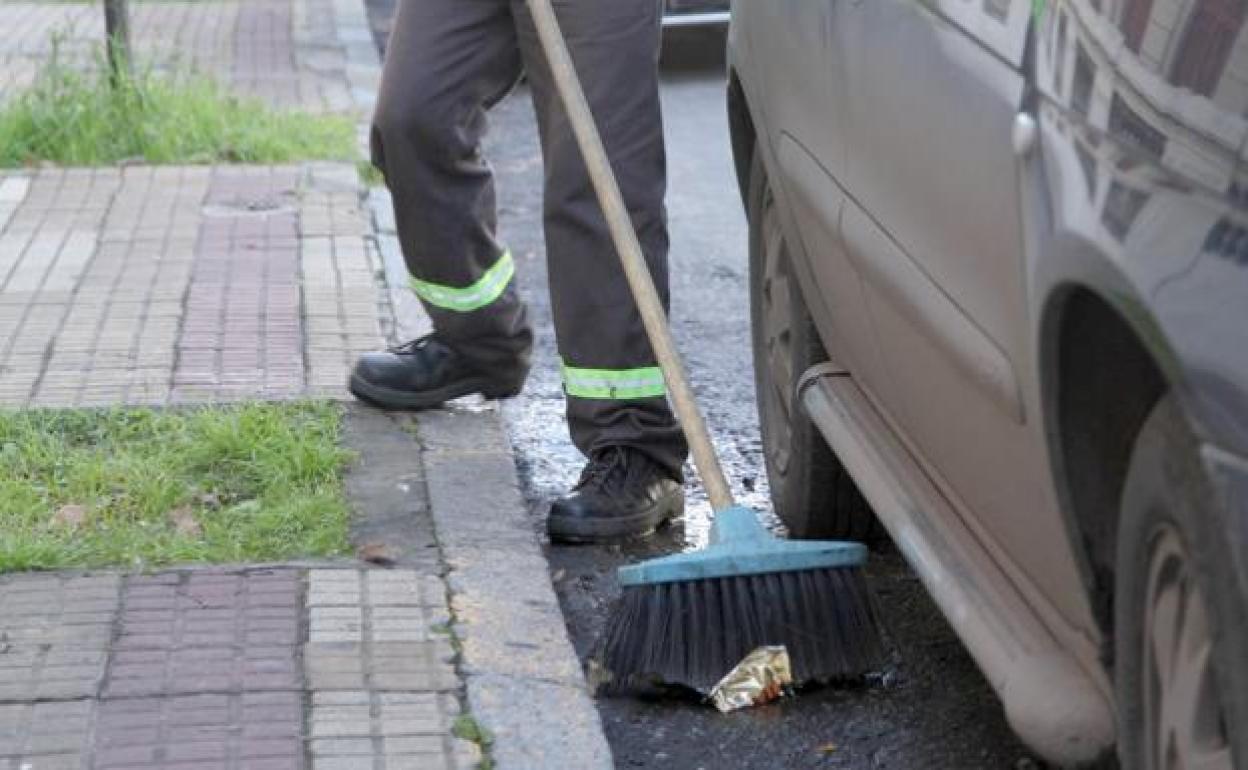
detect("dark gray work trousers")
[370,0,688,478]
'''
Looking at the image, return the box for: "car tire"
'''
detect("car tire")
[746,145,880,542]
[1114,395,1248,770]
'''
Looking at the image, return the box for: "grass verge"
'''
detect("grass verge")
[0,402,354,572]
[0,45,356,167]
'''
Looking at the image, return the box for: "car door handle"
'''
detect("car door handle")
[1013,113,1037,157]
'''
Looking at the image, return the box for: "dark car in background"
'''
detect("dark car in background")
[728,0,1248,766]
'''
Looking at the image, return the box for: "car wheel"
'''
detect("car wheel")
[747,145,879,542]
[1115,396,1248,770]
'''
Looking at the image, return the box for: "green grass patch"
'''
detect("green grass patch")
[0,402,354,572]
[357,159,385,188]
[0,46,357,167]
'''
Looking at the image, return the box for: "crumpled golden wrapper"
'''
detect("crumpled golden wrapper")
[709,645,793,713]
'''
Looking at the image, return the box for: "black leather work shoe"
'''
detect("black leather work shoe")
[349,335,527,410]
[547,447,684,544]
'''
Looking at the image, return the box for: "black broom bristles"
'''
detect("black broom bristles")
[591,566,885,694]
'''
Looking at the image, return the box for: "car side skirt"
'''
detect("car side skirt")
[798,363,1115,765]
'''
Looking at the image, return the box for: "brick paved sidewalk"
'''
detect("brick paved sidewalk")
[0,567,479,770]
[0,0,613,765]
[0,0,378,116]
[0,163,388,408]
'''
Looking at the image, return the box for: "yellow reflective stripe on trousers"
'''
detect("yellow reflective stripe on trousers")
[409,250,515,312]
[561,360,667,400]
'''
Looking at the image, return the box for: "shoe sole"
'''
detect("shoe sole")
[349,372,522,411]
[547,487,685,545]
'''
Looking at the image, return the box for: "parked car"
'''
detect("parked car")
[728,0,1248,765]
[663,0,729,27]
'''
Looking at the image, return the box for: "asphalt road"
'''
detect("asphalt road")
[489,32,1042,769]
[362,10,1043,768]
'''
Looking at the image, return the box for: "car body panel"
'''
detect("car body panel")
[776,138,899,404]
[729,0,1248,758]
[926,0,1033,67]
[1034,0,1248,459]
[836,0,1098,633]
[729,0,895,398]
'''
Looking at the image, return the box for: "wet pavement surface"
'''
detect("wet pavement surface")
[364,11,1043,768]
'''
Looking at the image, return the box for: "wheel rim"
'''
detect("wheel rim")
[1141,525,1231,770]
[758,182,794,477]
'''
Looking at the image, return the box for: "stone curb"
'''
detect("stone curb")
[367,187,432,345]
[415,409,614,770]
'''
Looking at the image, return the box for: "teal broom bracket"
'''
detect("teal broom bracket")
[618,506,868,587]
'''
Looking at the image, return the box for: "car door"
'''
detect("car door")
[746,0,894,402]
[837,1,1094,624]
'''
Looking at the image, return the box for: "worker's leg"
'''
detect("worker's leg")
[354,0,532,408]
[515,0,688,540]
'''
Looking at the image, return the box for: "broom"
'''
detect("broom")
[527,0,884,693]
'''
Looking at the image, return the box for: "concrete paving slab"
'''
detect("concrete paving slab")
[0,700,93,769]
[94,692,304,769]
[341,406,442,572]
[309,691,476,770]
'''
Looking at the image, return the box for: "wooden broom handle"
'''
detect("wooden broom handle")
[527,0,735,511]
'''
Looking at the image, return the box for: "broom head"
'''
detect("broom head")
[592,506,884,694]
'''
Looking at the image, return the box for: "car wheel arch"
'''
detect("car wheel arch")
[1038,276,1180,665]
[727,69,756,211]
